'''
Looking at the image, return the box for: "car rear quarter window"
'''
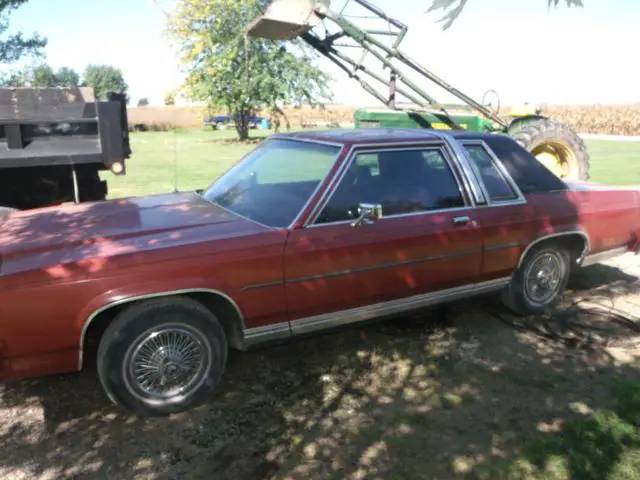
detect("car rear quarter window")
[463,144,519,202]
[315,147,466,224]
[482,135,569,194]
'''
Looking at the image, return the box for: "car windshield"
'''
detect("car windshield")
[202,138,341,228]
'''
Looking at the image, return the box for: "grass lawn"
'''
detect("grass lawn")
[102,129,640,199]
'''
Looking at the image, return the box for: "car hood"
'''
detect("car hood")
[0,192,267,275]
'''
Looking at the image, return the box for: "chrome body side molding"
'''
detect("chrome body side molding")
[240,276,511,349]
[243,321,291,346]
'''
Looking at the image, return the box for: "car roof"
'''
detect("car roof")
[271,127,504,146]
[271,128,445,145]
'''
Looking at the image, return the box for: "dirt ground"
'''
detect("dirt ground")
[1,256,640,480]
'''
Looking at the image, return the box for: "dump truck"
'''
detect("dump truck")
[0,87,131,216]
[246,0,590,180]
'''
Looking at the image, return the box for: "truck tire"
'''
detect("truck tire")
[96,297,229,417]
[0,207,18,219]
[509,118,590,181]
[501,242,572,316]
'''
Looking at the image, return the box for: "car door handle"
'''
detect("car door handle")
[452,216,472,226]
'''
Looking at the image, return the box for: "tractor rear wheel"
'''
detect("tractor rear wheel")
[509,118,590,181]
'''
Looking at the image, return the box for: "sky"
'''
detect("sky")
[4,0,639,108]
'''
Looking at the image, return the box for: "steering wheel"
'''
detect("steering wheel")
[481,89,501,116]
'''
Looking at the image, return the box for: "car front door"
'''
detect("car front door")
[282,143,484,335]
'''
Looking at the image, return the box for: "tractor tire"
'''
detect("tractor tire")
[509,118,590,181]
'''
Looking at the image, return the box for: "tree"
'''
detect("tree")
[428,0,584,30]
[0,63,82,88]
[55,66,80,87]
[31,64,56,87]
[0,0,46,64]
[137,97,150,107]
[164,91,175,106]
[168,0,332,140]
[0,66,31,87]
[82,64,128,100]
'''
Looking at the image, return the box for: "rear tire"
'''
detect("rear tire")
[502,243,571,316]
[96,297,228,417]
[509,118,590,181]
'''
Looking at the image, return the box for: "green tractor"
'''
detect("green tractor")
[246,0,589,180]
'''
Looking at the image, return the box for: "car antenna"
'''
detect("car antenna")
[172,107,179,193]
[149,0,180,194]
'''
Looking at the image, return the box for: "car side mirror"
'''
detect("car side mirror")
[351,203,383,227]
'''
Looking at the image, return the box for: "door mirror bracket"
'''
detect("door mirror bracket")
[351,203,383,227]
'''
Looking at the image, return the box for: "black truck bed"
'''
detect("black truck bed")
[0,87,130,170]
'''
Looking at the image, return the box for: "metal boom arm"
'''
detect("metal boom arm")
[246,0,508,129]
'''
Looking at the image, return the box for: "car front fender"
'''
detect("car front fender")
[75,277,242,368]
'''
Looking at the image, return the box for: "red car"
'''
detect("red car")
[1,128,638,416]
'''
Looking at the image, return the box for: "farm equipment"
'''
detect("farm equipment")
[0,87,131,213]
[245,0,590,180]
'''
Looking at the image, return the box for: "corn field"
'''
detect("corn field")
[541,105,640,136]
[127,104,640,136]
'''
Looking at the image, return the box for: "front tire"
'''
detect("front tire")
[97,297,228,416]
[502,243,571,316]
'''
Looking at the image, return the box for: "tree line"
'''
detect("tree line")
[0,63,129,102]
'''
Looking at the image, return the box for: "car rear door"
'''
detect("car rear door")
[282,143,485,334]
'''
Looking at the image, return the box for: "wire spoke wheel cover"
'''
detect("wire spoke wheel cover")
[123,323,212,402]
[523,252,564,306]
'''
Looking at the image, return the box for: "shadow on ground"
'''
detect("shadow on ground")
[1,263,639,480]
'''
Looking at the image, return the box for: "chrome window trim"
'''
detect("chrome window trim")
[304,141,474,228]
[77,288,245,370]
[269,134,346,149]
[458,139,527,206]
[301,142,361,227]
[304,205,475,229]
[430,131,487,205]
[283,140,347,230]
[301,140,470,227]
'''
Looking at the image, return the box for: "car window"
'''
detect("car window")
[463,144,519,202]
[314,147,465,224]
[202,139,340,228]
[482,135,569,194]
